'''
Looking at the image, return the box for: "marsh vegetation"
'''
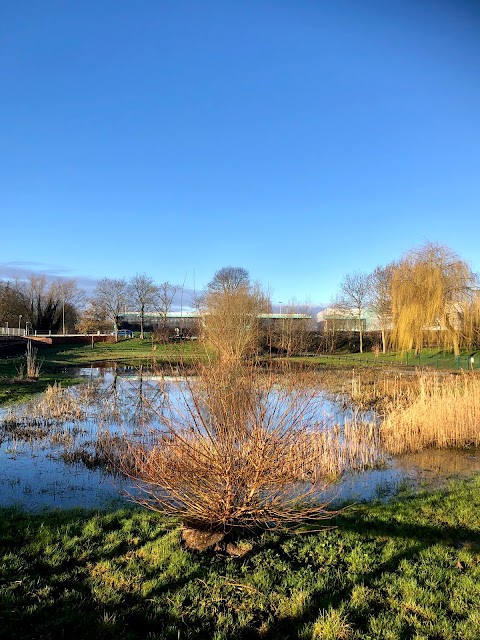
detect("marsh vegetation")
[2,364,480,520]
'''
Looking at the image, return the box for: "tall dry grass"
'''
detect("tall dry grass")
[15,341,41,381]
[381,372,480,454]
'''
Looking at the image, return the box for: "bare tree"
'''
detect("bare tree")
[76,299,111,334]
[207,266,250,294]
[22,276,83,332]
[268,300,313,357]
[0,280,27,329]
[202,268,269,363]
[129,274,159,339]
[203,286,265,363]
[156,281,180,343]
[336,271,372,353]
[370,264,395,353]
[92,278,129,342]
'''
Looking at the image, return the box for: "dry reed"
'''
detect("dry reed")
[381,372,480,454]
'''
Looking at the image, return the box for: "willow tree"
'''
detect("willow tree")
[390,243,477,355]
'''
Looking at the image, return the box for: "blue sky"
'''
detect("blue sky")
[1,0,479,307]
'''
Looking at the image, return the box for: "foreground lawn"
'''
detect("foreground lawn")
[1,476,480,639]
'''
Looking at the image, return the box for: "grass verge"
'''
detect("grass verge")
[1,475,480,639]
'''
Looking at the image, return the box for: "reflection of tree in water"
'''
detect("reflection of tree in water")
[129,365,168,429]
[97,363,123,425]
[92,365,169,430]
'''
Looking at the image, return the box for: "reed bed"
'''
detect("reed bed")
[381,372,480,454]
[292,418,383,480]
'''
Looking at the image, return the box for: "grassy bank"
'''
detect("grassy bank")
[0,357,84,406]
[290,347,480,371]
[0,339,206,405]
[2,339,480,407]
[1,476,480,639]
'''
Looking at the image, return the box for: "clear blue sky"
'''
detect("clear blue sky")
[1,0,479,307]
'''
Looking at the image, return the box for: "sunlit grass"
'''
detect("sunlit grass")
[46,338,208,366]
[2,476,480,638]
[290,347,480,371]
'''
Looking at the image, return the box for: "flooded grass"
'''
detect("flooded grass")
[1,367,480,514]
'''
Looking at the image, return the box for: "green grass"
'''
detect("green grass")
[290,347,480,371]
[0,357,83,406]
[42,338,206,366]
[2,476,480,639]
[0,339,208,406]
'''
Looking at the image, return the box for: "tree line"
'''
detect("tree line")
[333,242,480,355]
[0,274,180,339]
[2,242,479,355]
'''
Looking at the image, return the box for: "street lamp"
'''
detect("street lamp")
[25,321,30,336]
[18,315,22,332]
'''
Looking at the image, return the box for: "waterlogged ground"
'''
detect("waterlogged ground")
[1,366,480,512]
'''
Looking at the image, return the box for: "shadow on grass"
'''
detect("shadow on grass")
[2,481,480,640]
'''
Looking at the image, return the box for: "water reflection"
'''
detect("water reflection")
[0,365,479,512]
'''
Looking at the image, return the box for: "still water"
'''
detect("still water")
[1,366,479,512]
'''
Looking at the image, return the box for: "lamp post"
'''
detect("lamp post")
[18,315,22,332]
[25,321,30,336]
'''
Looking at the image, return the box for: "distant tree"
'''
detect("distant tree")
[268,300,313,357]
[76,299,111,334]
[156,281,180,343]
[207,266,250,294]
[335,271,372,353]
[0,280,27,329]
[129,274,159,339]
[23,276,83,332]
[370,264,395,353]
[92,278,129,342]
[202,267,269,363]
[390,243,478,355]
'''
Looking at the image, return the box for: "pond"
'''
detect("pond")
[1,366,479,512]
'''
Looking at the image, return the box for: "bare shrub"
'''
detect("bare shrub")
[116,363,351,533]
[381,372,480,453]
